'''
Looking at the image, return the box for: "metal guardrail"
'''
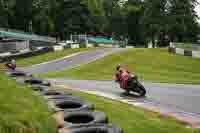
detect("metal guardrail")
[172,42,200,51]
[0,28,56,43]
[0,47,54,63]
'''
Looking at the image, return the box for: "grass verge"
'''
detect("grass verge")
[0,73,56,133]
[58,88,200,133]
[43,48,200,84]
[0,48,93,69]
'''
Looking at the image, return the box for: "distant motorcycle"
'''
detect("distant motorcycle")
[5,62,16,71]
[116,75,146,97]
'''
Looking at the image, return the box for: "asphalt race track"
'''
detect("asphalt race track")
[23,48,124,74]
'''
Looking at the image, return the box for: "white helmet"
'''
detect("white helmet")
[11,59,16,64]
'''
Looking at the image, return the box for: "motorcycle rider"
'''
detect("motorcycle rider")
[115,64,136,94]
[5,59,16,71]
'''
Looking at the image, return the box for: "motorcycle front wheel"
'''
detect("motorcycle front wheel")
[133,82,146,97]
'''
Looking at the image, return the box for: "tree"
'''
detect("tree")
[112,3,127,38]
[126,0,146,46]
[11,0,32,31]
[168,0,200,42]
[55,0,91,39]
[143,0,168,47]
[0,0,15,28]
[103,0,122,36]
[0,0,7,27]
[0,0,198,44]
[32,0,56,35]
[84,0,106,32]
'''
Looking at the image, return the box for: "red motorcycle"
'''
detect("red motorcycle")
[115,73,146,97]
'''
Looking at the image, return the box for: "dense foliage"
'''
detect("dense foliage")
[0,0,199,45]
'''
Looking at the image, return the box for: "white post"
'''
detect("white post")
[85,34,88,47]
[170,42,174,48]
[70,34,73,42]
[155,39,158,48]
[148,41,153,48]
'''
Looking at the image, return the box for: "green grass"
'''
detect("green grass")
[43,48,200,84]
[58,88,199,133]
[0,73,56,133]
[0,48,92,69]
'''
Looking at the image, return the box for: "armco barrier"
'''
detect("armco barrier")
[175,48,184,55]
[192,51,200,58]
[53,46,64,51]
[0,47,54,62]
[168,47,200,58]
[63,45,71,49]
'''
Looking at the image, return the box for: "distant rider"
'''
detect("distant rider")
[5,59,16,71]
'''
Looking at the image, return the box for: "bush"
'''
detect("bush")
[80,43,86,48]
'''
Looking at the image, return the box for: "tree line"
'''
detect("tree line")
[0,0,200,46]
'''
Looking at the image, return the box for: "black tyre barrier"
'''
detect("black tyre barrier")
[31,85,49,92]
[46,94,77,100]
[47,95,84,106]
[65,124,123,133]
[24,78,51,86]
[64,111,108,128]
[0,57,4,63]
[42,90,71,96]
[7,71,32,77]
[184,50,193,56]
[55,99,94,112]
[41,90,72,99]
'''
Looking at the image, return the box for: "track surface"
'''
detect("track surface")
[23,48,124,74]
[50,79,200,115]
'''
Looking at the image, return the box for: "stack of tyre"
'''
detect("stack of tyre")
[7,71,123,133]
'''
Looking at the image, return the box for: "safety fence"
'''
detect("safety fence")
[171,42,200,51]
[168,46,200,58]
[0,47,54,63]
